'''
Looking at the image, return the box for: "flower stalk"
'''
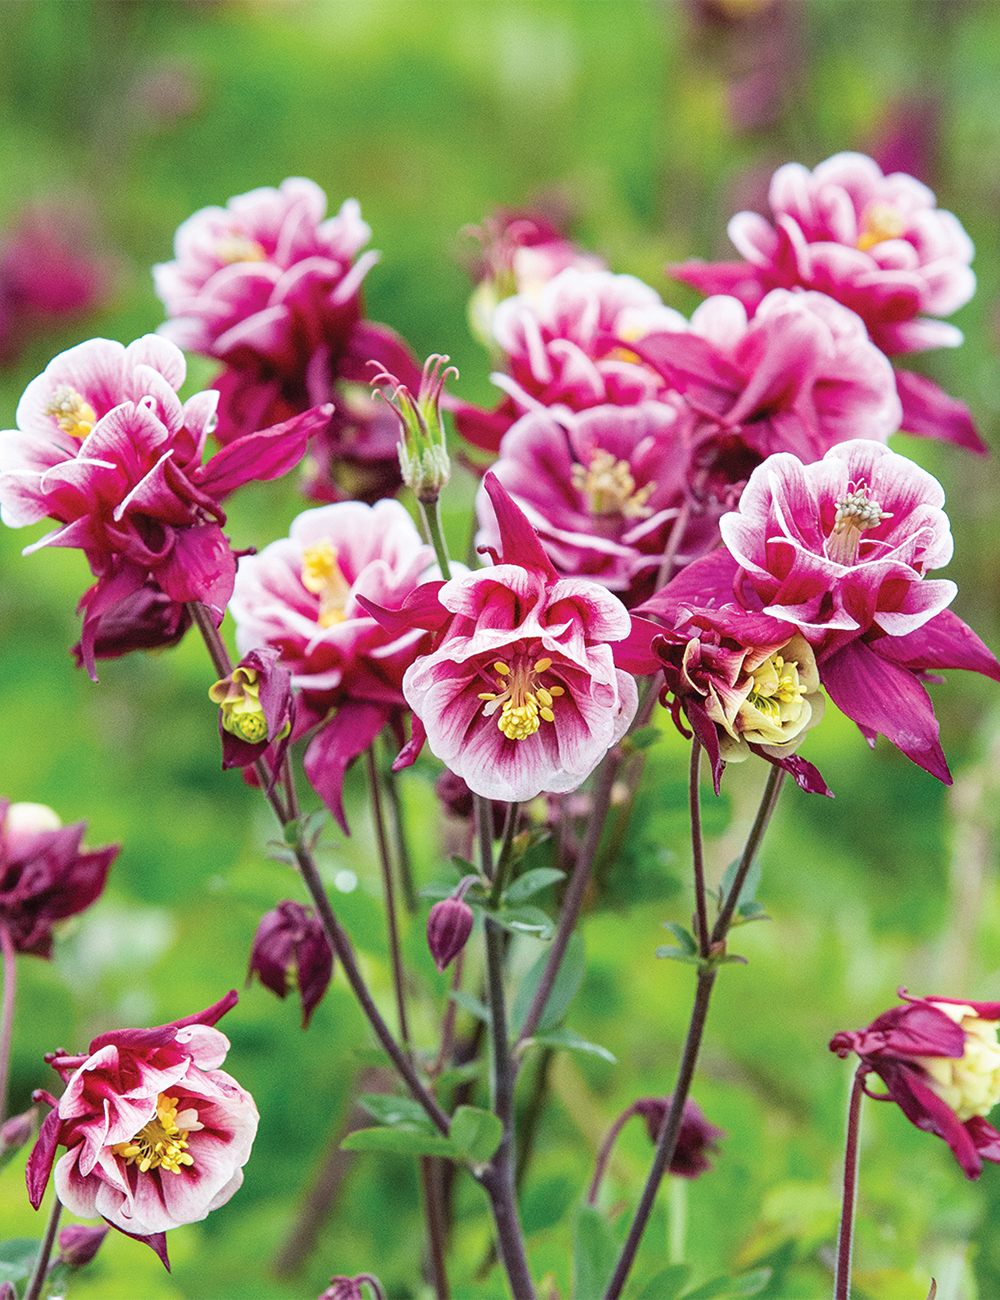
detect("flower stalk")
[835,1071,865,1300]
[0,924,15,1127]
[24,1194,62,1300]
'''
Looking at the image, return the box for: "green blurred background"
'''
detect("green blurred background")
[3,1,1000,1296]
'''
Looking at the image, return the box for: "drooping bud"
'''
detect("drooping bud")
[248,900,334,1029]
[426,889,475,974]
[0,1106,37,1168]
[0,1281,16,1300]
[209,647,294,776]
[370,354,456,504]
[632,1096,726,1178]
[318,1275,385,1300]
[56,1224,110,1269]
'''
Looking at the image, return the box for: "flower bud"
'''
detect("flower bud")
[56,1224,109,1268]
[0,1281,17,1300]
[319,1275,385,1300]
[0,1106,37,1161]
[370,354,456,504]
[633,1096,726,1178]
[248,901,334,1029]
[427,895,474,973]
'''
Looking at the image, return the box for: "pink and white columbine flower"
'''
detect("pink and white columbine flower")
[670,152,984,452]
[831,991,1000,1180]
[397,474,639,802]
[0,335,330,677]
[27,992,258,1269]
[228,499,438,831]
[452,267,687,454]
[640,440,1000,781]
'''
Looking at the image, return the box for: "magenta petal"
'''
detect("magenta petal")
[821,639,950,782]
[964,1116,1000,1167]
[871,608,1000,681]
[667,259,766,310]
[879,1062,985,1179]
[110,1225,171,1271]
[25,1107,62,1208]
[483,472,559,578]
[613,615,666,675]
[392,714,426,771]
[304,700,388,834]
[155,524,236,614]
[748,746,833,796]
[895,369,987,455]
[196,403,334,499]
[355,582,450,636]
[637,549,743,625]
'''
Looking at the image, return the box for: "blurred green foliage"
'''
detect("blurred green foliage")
[3,1,1000,1297]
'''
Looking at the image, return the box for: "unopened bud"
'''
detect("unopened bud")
[370,355,456,504]
[632,1096,725,1178]
[427,895,474,973]
[0,1106,37,1159]
[319,1275,385,1300]
[1,1281,17,1299]
[56,1224,109,1268]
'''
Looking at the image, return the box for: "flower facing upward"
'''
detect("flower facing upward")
[27,992,258,1268]
[831,992,1000,1179]
[396,474,639,802]
[0,800,118,958]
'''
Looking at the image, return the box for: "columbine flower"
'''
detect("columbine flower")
[393,474,639,802]
[670,151,983,452]
[27,992,258,1268]
[589,1094,725,1204]
[452,267,687,454]
[830,991,1000,1179]
[227,498,439,831]
[209,646,294,776]
[640,440,1000,782]
[247,901,333,1029]
[0,801,118,958]
[0,334,331,677]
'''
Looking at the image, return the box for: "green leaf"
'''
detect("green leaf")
[532,1026,617,1063]
[341,1127,458,1158]
[0,1238,40,1284]
[627,725,662,751]
[662,921,698,954]
[434,1060,485,1089]
[637,1265,690,1300]
[417,881,456,901]
[681,1276,738,1300]
[722,1269,773,1297]
[449,989,491,1022]
[718,853,763,912]
[572,1203,619,1300]
[510,930,586,1035]
[488,904,554,938]
[357,1093,436,1133]
[449,1105,503,1163]
[655,946,703,965]
[504,867,566,903]
[520,1173,576,1235]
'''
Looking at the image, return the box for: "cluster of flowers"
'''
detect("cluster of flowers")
[3,151,1000,1271]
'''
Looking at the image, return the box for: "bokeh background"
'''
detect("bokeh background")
[3,1,1000,1297]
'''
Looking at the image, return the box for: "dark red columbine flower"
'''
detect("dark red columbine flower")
[0,801,118,958]
[831,991,1000,1180]
[208,646,294,777]
[426,890,475,974]
[248,901,334,1029]
[632,1096,727,1178]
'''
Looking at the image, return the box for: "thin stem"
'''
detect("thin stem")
[516,753,620,1047]
[711,765,785,944]
[367,747,410,1050]
[689,742,710,957]
[420,497,452,581]
[587,1104,638,1205]
[0,923,16,1126]
[488,800,521,909]
[835,1071,865,1300]
[655,497,692,591]
[431,948,465,1081]
[24,1194,62,1300]
[384,756,417,913]
[189,604,448,1136]
[603,968,717,1300]
[420,1156,451,1300]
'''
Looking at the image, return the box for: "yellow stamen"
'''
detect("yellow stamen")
[826,480,893,565]
[301,540,353,628]
[856,202,906,253]
[571,449,654,519]
[111,1093,200,1175]
[480,655,564,741]
[215,231,267,264]
[209,665,268,743]
[44,386,96,439]
[914,1003,1000,1122]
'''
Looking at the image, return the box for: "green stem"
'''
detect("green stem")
[420,497,452,581]
[367,747,410,1050]
[24,1195,62,1300]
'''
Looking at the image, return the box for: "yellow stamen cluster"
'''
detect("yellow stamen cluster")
[856,202,907,253]
[571,449,655,519]
[914,1003,1000,1122]
[44,386,96,440]
[214,230,267,264]
[744,653,807,721]
[111,1093,201,1175]
[826,481,892,565]
[301,540,353,628]
[478,656,565,741]
[209,665,268,743]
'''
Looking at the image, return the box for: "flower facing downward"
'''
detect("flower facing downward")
[209,646,294,775]
[27,992,258,1268]
[426,892,475,973]
[830,991,1000,1179]
[0,800,118,958]
[632,1096,726,1178]
[248,901,333,1029]
[395,474,639,802]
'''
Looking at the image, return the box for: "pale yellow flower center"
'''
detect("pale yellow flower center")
[45,386,96,439]
[571,449,654,519]
[214,230,267,265]
[856,202,907,253]
[826,481,892,565]
[913,1003,1000,1122]
[735,643,815,747]
[301,540,353,628]
[111,1093,201,1175]
[478,656,565,741]
[209,665,268,743]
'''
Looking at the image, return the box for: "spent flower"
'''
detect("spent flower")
[247,901,334,1029]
